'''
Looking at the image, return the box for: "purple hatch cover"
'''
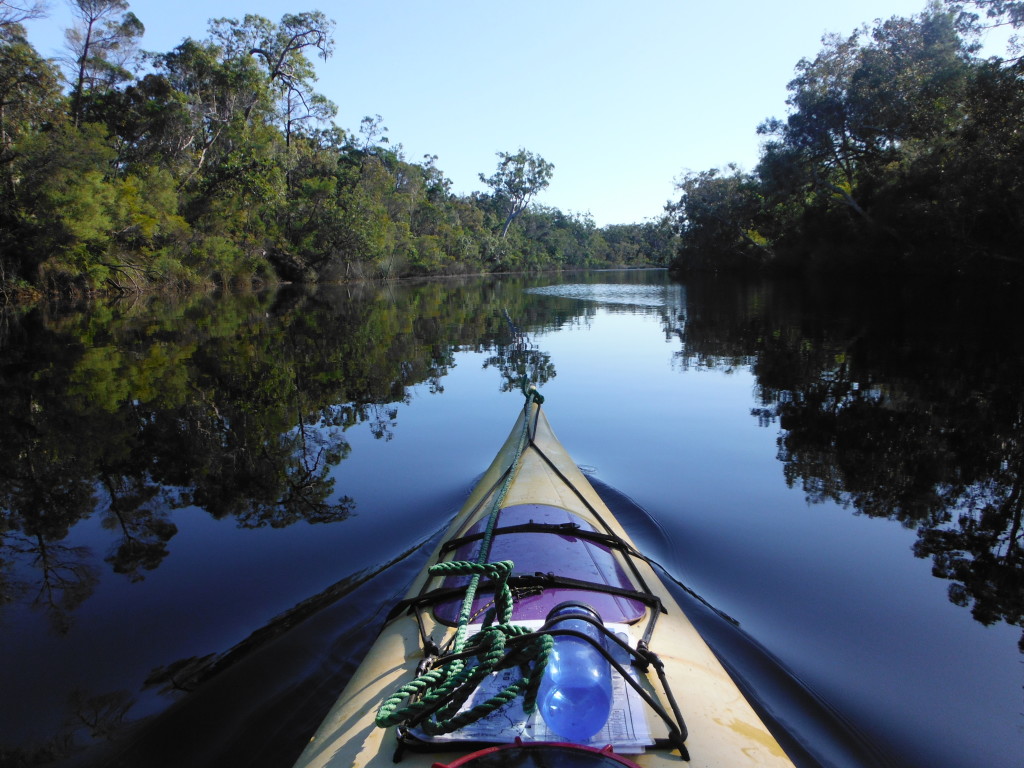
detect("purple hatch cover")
[434,504,646,624]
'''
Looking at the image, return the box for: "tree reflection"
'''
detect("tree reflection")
[914,445,1024,649]
[99,474,177,580]
[5,533,99,634]
[1,420,101,631]
[0,277,564,631]
[67,689,136,741]
[482,309,556,392]
[673,277,1024,650]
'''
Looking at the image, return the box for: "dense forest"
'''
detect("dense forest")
[5,1,1024,298]
[0,1,674,301]
[667,1,1024,277]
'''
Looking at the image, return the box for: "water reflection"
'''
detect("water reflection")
[482,310,555,393]
[0,276,576,762]
[527,277,685,313]
[0,278,571,634]
[1,271,1021,765]
[673,277,1024,652]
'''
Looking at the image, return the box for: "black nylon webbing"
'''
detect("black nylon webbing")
[439,522,645,558]
[385,572,663,624]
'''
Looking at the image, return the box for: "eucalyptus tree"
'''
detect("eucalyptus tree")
[208,12,335,134]
[357,113,388,152]
[668,165,768,272]
[849,11,974,150]
[945,0,1024,56]
[206,12,336,205]
[63,0,144,125]
[754,5,974,244]
[154,38,267,185]
[478,148,554,237]
[0,25,65,288]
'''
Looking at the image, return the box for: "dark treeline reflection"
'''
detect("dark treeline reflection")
[673,276,1024,650]
[0,277,564,635]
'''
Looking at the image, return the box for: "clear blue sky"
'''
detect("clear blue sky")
[22,0,1007,226]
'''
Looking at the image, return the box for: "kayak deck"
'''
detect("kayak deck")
[434,503,647,625]
[293,402,796,767]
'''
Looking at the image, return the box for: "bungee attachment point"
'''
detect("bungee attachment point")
[520,378,544,405]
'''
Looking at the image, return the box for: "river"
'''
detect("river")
[0,270,1020,767]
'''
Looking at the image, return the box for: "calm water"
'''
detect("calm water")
[0,271,1020,767]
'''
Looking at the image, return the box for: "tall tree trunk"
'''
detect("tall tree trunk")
[71,21,95,126]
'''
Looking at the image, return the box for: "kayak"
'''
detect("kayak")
[293,393,797,768]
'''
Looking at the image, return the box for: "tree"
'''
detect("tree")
[0,25,63,165]
[356,112,388,152]
[64,0,144,125]
[945,0,1024,55]
[945,0,1024,30]
[153,38,268,186]
[741,5,990,270]
[96,72,191,172]
[849,10,974,148]
[667,166,769,272]
[478,148,554,237]
[0,0,47,30]
[208,12,335,130]
[757,8,971,226]
[757,31,873,222]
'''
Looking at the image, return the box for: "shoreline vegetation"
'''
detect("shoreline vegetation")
[0,3,674,305]
[2,2,1022,306]
[667,2,1024,280]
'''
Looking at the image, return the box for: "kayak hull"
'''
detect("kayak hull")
[293,403,795,767]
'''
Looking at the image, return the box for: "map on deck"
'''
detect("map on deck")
[414,622,654,754]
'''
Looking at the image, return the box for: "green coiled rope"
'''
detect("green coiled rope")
[375,388,551,736]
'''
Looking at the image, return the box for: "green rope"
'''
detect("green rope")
[374,561,553,733]
[374,390,552,735]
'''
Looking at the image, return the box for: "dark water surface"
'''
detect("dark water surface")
[0,271,1020,767]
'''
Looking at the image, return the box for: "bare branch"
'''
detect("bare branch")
[0,0,48,30]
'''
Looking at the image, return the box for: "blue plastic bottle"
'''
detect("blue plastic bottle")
[538,602,612,742]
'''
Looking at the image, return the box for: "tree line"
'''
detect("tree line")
[0,1,674,300]
[667,1,1024,277]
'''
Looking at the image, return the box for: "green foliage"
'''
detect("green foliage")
[668,166,769,272]
[2,8,663,300]
[0,24,63,155]
[184,235,244,282]
[478,148,555,238]
[52,169,115,249]
[670,4,1024,277]
[65,0,145,125]
[110,166,190,248]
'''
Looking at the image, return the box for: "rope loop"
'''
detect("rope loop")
[428,559,515,625]
[374,613,554,734]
